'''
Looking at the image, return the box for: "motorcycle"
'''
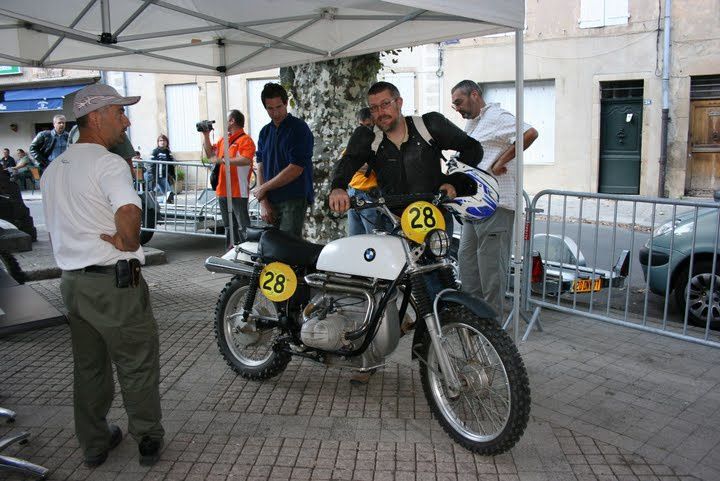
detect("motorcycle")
[204,192,531,454]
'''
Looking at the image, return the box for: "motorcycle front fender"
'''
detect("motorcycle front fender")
[410,289,497,359]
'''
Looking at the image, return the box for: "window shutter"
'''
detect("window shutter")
[165,83,200,152]
[604,0,629,26]
[579,0,604,28]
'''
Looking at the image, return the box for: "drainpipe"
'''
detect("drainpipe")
[658,0,671,198]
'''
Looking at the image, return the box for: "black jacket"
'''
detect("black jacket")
[150,147,175,179]
[331,112,482,196]
[29,130,67,167]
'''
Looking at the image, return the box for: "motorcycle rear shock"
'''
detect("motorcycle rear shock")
[241,265,263,322]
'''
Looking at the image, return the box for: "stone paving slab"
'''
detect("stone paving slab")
[10,229,166,282]
[1,255,717,480]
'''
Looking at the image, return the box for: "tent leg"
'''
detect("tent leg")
[511,29,525,344]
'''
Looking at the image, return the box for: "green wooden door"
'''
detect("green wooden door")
[599,98,643,194]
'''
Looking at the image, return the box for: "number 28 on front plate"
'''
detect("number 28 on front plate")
[259,262,297,302]
[401,201,446,243]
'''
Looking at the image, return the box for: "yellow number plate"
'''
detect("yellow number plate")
[572,278,602,293]
[400,201,446,243]
[259,262,297,302]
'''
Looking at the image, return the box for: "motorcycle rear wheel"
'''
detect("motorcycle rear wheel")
[418,306,530,455]
[214,276,290,380]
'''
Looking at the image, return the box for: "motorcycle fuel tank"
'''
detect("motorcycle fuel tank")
[316,235,406,280]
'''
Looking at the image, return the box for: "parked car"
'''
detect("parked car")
[638,191,720,328]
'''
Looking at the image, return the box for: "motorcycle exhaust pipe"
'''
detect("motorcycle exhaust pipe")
[204,256,256,276]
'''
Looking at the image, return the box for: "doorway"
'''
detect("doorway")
[687,76,720,196]
[598,81,643,194]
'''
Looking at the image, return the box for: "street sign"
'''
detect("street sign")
[0,66,21,76]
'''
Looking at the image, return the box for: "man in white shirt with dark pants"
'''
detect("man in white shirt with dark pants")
[451,80,538,319]
[41,84,164,468]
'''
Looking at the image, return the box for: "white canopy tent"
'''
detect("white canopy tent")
[0,0,528,339]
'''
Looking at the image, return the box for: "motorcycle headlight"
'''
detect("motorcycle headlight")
[425,229,450,258]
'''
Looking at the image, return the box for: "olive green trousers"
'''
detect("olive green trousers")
[60,269,164,457]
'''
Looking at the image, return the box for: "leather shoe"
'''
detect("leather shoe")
[84,424,122,468]
[138,436,163,466]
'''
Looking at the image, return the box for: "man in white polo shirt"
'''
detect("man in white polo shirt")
[41,84,164,468]
[451,80,538,319]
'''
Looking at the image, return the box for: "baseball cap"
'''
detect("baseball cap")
[73,83,140,118]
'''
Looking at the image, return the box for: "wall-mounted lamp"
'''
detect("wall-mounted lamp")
[9,123,18,132]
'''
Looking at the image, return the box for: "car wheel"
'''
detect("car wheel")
[674,260,720,329]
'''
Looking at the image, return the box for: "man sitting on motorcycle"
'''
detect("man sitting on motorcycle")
[329,81,483,384]
[329,81,483,238]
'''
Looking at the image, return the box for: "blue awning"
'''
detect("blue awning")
[0,84,86,113]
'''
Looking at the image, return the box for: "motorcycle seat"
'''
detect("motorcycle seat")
[258,229,325,267]
[242,227,266,243]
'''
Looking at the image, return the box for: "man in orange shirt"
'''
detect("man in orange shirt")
[201,109,256,247]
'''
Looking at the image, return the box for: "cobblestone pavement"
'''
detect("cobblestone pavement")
[2,246,719,481]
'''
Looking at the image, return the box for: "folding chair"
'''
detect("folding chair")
[28,167,41,194]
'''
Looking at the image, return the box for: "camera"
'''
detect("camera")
[196,120,215,133]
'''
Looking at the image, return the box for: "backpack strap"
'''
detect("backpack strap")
[369,115,435,154]
[410,115,433,147]
[370,127,383,154]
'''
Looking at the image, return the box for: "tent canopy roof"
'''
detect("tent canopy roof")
[0,0,523,76]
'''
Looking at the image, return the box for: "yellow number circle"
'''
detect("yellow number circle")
[400,201,446,243]
[259,262,297,302]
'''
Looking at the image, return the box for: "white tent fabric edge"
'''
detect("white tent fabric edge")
[1,0,528,341]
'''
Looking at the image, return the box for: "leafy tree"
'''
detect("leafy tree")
[280,53,381,243]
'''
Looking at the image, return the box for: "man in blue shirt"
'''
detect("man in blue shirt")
[29,114,69,169]
[254,83,314,238]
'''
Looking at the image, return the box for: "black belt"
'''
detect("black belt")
[70,264,116,274]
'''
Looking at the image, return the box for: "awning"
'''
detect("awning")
[0,84,86,113]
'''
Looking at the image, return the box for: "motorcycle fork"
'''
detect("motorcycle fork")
[411,275,462,397]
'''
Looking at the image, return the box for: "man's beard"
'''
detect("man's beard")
[377,115,399,133]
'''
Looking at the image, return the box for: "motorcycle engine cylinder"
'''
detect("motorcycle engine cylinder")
[300,318,348,350]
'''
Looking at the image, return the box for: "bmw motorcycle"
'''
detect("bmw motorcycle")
[204,193,530,454]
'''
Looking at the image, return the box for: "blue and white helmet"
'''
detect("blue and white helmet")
[443,157,500,221]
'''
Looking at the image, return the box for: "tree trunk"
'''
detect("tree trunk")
[281,53,380,243]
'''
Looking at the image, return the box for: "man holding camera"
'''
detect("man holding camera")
[40,84,165,468]
[200,110,256,247]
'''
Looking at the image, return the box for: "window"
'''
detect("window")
[482,80,556,165]
[579,0,629,28]
[381,72,416,115]
[165,83,199,152]
[247,78,280,143]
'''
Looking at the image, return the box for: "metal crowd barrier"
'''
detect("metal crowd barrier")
[132,159,260,242]
[523,190,720,348]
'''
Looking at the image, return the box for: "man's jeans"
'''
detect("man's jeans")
[347,188,381,235]
[218,196,250,247]
[270,198,307,238]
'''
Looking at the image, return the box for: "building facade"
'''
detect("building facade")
[440,0,720,198]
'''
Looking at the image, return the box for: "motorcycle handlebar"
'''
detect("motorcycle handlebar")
[350,192,450,211]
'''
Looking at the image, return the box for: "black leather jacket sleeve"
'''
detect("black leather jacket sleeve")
[331,125,375,190]
[422,112,483,168]
[29,130,52,164]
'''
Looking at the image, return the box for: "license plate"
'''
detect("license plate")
[572,278,602,293]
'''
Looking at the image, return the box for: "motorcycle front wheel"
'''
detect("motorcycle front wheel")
[214,276,290,380]
[419,306,530,455]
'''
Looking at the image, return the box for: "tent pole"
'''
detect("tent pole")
[512,29,524,344]
[219,43,234,246]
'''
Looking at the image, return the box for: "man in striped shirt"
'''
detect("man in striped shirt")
[451,80,538,319]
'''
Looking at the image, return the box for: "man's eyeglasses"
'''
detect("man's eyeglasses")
[368,98,398,114]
